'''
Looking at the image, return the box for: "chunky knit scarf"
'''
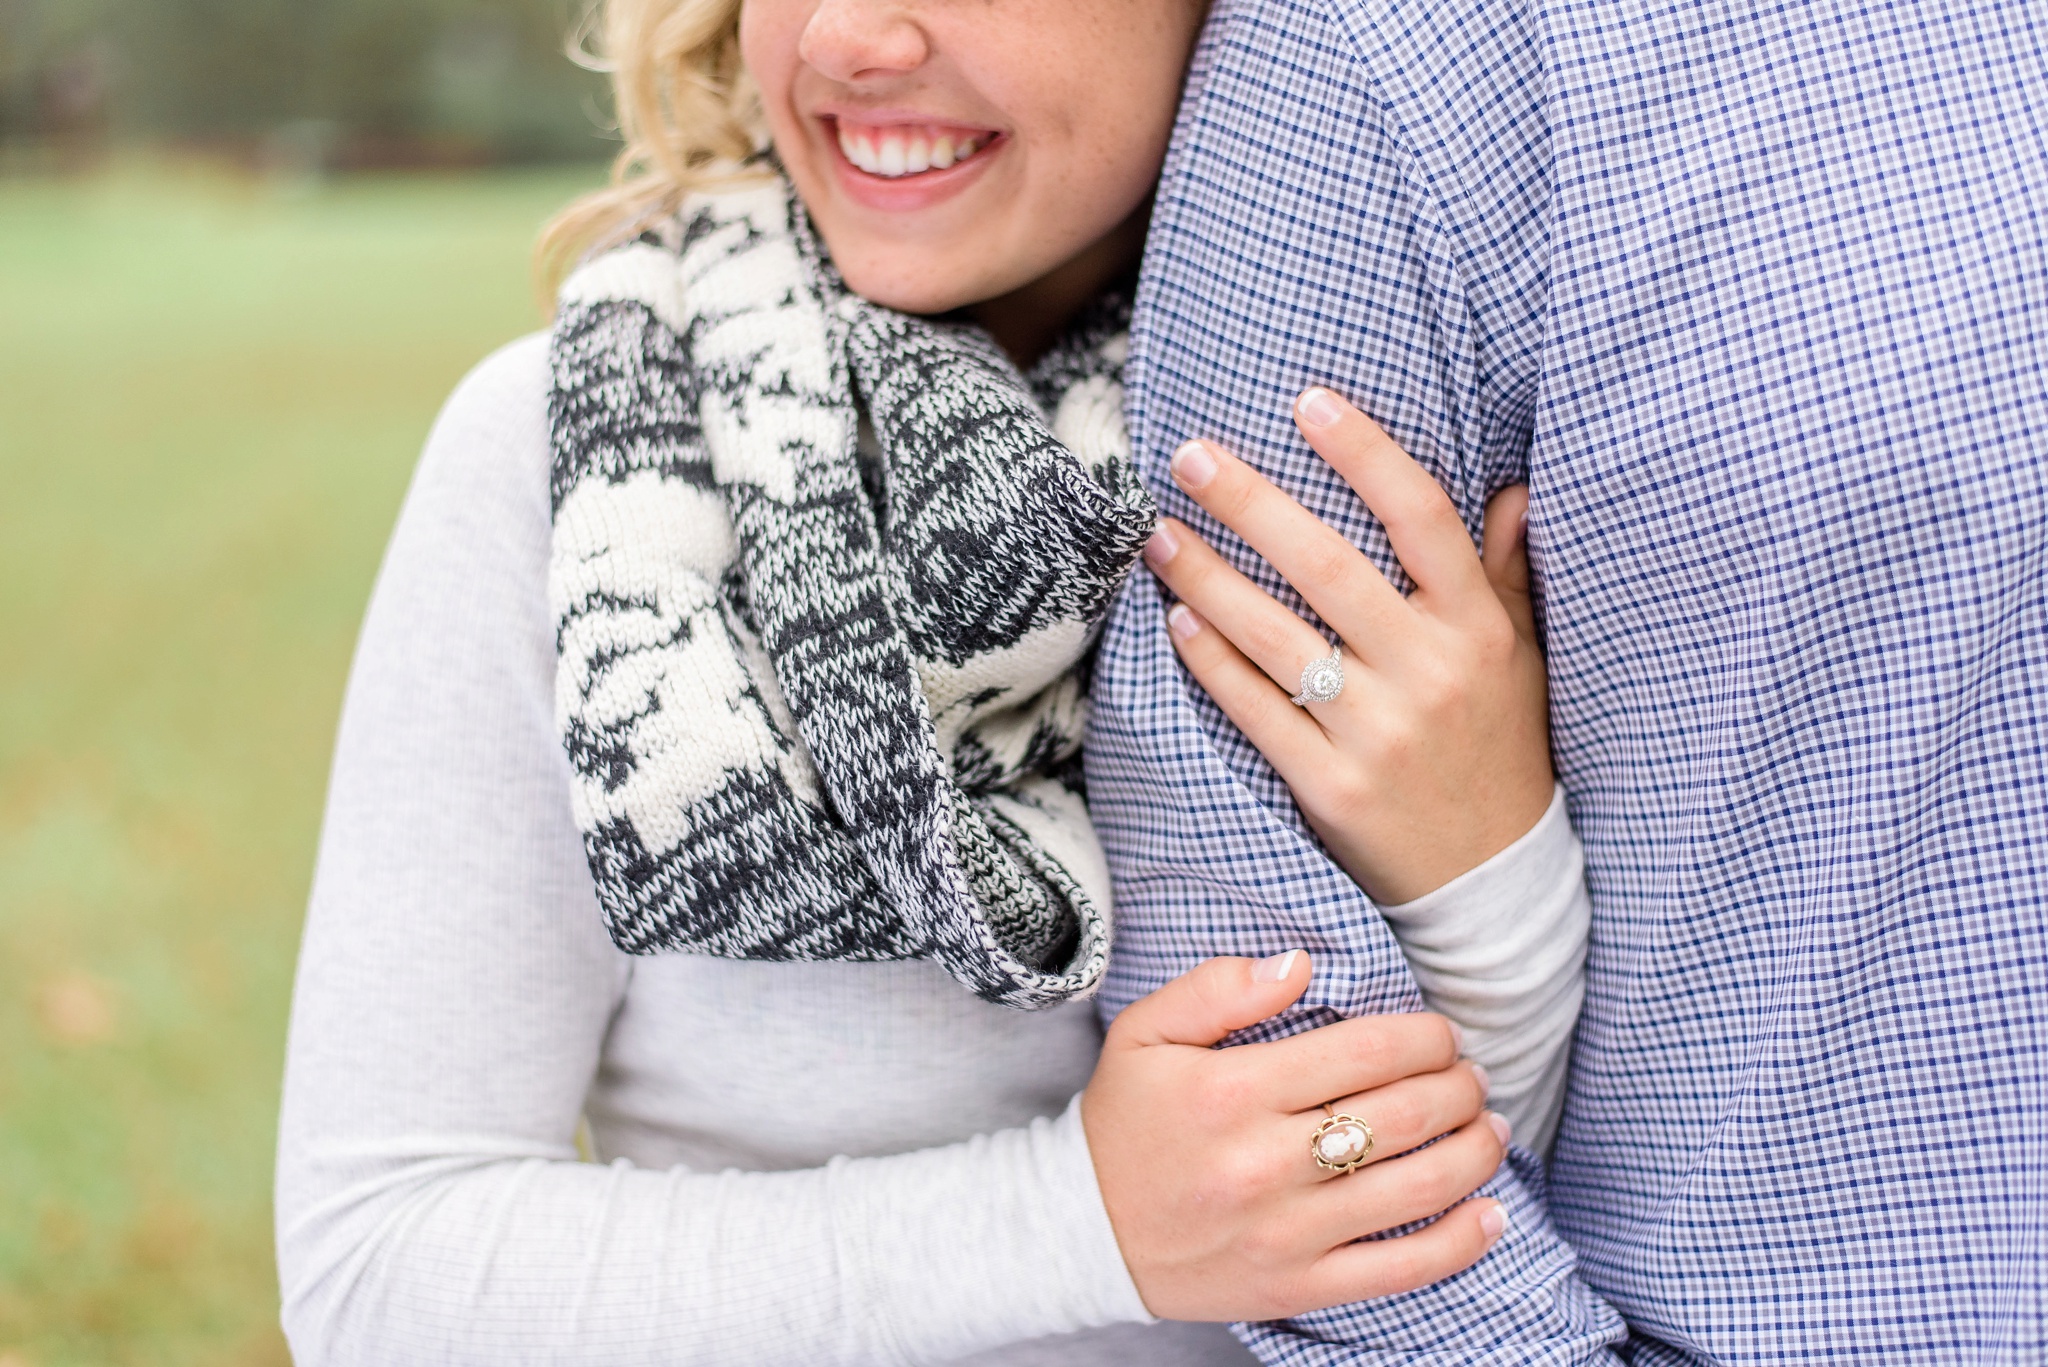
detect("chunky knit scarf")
[546,179,1153,1009]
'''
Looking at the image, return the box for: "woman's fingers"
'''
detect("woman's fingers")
[1479,484,1529,594]
[1296,1193,1509,1310]
[1295,1116,1509,1254]
[1164,441,1408,651]
[1159,602,1328,771]
[1303,1063,1494,1179]
[1084,957,1507,1322]
[1238,1011,1464,1114]
[1291,388,1493,611]
[1479,484,1536,645]
[1106,951,1316,1051]
[1147,520,1348,700]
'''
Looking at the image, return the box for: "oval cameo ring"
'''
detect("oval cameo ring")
[1311,1104,1375,1174]
[1290,646,1345,706]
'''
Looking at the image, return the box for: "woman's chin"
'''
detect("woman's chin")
[831,257,993,319]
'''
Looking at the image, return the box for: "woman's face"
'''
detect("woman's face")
[741,0,1205,317]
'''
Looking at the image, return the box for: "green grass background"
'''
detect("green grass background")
[0,161,605,1366]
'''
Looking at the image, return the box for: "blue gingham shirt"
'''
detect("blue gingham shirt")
[1086,0,2048,1360]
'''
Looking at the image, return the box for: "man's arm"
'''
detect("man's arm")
[1090,579,1624,1363]
[1094,0,1628,1357]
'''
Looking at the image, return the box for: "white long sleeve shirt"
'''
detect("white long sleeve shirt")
[273,334,1589,1365]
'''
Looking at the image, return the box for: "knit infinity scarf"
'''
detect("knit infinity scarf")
[546,178,1153,1009]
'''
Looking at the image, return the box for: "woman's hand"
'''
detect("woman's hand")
[1142,387,1552,905]
[1082,950,1509,1321]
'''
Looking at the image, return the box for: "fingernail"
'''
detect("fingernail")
[1143,523,1180,568]
[1166,603,1202,641]
[1252,949,1301,983]
[1297,387,1345,429]
[1478,1201,1508,1240]
[1486,1111,1512,1146]
[1171,440,1218,489]
[1470,1062,1490,1096]
[1449,1020,1466,1054]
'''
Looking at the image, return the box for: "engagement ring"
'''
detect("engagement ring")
[1291,646,1345,706]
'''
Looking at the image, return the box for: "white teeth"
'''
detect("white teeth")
[836,124,876,173]
[837,123,985,178]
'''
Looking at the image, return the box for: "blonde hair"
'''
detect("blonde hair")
[537,0,772,296]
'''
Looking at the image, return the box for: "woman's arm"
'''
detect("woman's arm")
[1138,389,1589,1151]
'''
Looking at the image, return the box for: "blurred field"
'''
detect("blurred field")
[0,160,604,1366]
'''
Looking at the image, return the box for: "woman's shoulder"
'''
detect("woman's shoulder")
[403,332,556,545]
[429,332,553,482]
[451,329,551,403]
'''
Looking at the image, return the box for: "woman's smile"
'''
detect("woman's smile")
[831,116,993,178]
[823,112,1003,211]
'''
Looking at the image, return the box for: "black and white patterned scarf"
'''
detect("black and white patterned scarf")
[546,178,1153,1009]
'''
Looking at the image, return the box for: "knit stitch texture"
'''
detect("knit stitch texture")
[547,178,1153,1009]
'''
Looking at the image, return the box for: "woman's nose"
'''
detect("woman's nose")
[798,0,930,82]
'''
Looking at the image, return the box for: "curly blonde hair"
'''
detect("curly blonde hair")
[537,0,772,295]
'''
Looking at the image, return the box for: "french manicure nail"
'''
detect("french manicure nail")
[1486,1111,1512,1146]
[1297,387,1345,429]
[1470,1062,1490,1096]
[1478,1202,1508,1240]
[1171,440,1218,489]
[1144,523,1180,567]
[1166,603,1202,641]
[1252,949,1302,983]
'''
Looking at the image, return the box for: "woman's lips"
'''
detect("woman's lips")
[822,116,1002,210]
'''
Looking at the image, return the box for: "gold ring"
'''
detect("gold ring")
[1311,1104,1375,1174]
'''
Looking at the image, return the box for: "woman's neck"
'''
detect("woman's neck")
[969,205,1151,369]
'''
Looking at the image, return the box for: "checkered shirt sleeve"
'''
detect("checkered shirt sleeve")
[1091,0,2048,1360]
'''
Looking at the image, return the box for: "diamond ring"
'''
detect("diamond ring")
[1290,646,1345,706]
[1311,1104,1375,1174]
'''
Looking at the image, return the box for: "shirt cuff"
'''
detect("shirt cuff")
[1378,783,1578,956]
[1375,784,1590,1154]
[842,1092,1155,1363]
[1051,1092,1157,1326]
